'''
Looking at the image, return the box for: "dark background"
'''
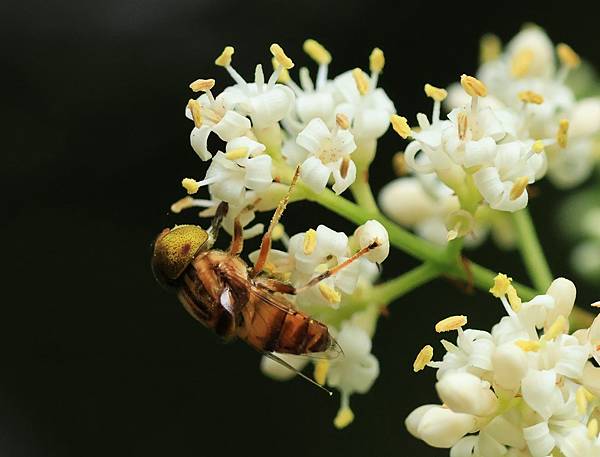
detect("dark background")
[3,1,600,456]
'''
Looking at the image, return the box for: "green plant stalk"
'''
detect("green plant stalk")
[350,170,380,214]
[512,208,554,291]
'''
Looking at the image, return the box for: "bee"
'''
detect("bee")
[152,168,379,390]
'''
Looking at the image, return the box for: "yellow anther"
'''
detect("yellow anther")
[181,178,200,195]
[532,140,545,154]
[187,99,202,128]
[270,43,294,70]
[189,78,215,92]
[340,156,350,179]
[490,273,512,297]
[557,43,581,69]
[391,114,411,139]
[215,46,234,67]
[510,176,529,201]
[507,286,522,312]
[460,74,488,97]
[577,386,590,414]
[588,418,599,439]
[511,49,534,78]
[393,152,408,176]
[435,315,467,333]
[303,39,332,65]
[557,119,569,148]
[319,282,341,305]
[303,228,317,255]
[336,113,350,130]
[271,57,290,83]
[272,223,285,241]
[370,47,385,73]
[314,360,330,385]
[480,34,501,63]
[224,147,249,161]
[518,90,544,105]
[457,111,468,140]
[542,315,569,341]
[413,345,433,372]
[352,68,369,95]
[424,83,448,102]
[334,406,354,429]
[447,230,458,242]
[515,340,541,352]
[170,196,195,214]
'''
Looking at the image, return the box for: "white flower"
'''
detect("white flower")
[435,372,498,416]
[353,220,389,263]
[260,353,309,381]
[560,424,600,457]
[296,118,357,194]
[406,404,477,448]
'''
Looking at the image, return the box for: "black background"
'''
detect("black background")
[3,1,600,456]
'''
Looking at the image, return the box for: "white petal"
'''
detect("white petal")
[473,167,504,206]
[260,353,309,381]
[296,118,331,154]
[545,277,576,329]
[300,156,331,193]
[406,404,437,438]
[331,159,356,194]
[296,92,335,124]
[417,406,477,448]
[378,178,438,226]
[464,137,496,168]
[492,343,528,390]
[247,85,295,128]
[226,136,266,157]
[190,126,212,161]
[522,422,555,457]
[315,225,349,258]
[244,155,273,191]
[435,372,498,416]
[212,110,251,141]
[521,369,560,420]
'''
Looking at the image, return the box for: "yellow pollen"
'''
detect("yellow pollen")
[303,228,317,255]
[319,283,341,305]
[336,113,350,130]
[510,176,529,201]
[577,387,589,414]
[224,147,249,161]
[557,119,569,148]
[270,57,290,83]
[215,46,234,67]
[424,83,448,102]
[272,223,285,241]
[270,43,294,70]
[490,273,512,297]
[391,115,411,139]
[460,74,487,97]
[393,152,408,176]
[515,340,541,352]
[352,68,369,95]
[457,111,468,140]
[507,285,522,311]
[370,47,385,73]
[413,345,433,372]
[435,315,467,333]
[189,78,215,92]
[303,39,332,65]
[542,315,569,341]
[557,43,581,69]
[170,196,195,214]
[480,34,501,63]
[187,99,202,128]
[314,360,330,385]
[518,90,544,105]
[532,140,545,154]
[511,49,534,78]
[588,418,598,439]
[181,178,200,195]
[334,406,354,429]
[340,156,350,179]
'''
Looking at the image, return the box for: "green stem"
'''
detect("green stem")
[350,171,380,214]
[512,208,553,291]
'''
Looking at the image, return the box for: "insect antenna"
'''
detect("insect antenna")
[263,352,333,396]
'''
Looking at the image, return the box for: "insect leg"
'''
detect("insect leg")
[250,166,300,278]
[262,352,332,395]
[228,216,244,256]
[207,201,229,243]
[256,278,297,295]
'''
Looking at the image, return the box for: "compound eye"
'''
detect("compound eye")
[151,225,209,282]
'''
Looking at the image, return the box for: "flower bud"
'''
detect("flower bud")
[545,277,576,330]
[435,372,498,416]
[492,343,528,390]
[354,220,389,263]
[413,405,477,448]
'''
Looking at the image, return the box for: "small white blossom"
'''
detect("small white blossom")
[354,220,389,263]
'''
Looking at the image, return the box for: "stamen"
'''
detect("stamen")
[299,67,314,92]
[215,46,235,67]
[506,285,522,312]
[518,90,544,105]
[314,360,330,385]
[170,196,213,213]
[435,315,467,333]
[334,405,354,429]
[187,99,202,128]
[424,84,448,102]
[270,43,294,70]
[270,57,290,83]
[532,140,545,154]
[509,176,529,201]
[511,49,533,78]
[577,386,589,414]
[369,47,385,73]
[224,147,249,160]
[490,273,512,297]
[336,113,350,130]
[557,119,569,148]
[413,345,433,372]
[319,282,341,304]
[182,178,201,195]
[352,68,369,95]
[480,34,501,63]
[457,111,468,140]
[391,115,411,139]
[557,43,581,69]
[303,39,332,65]
[340,156,350,179]
[515,340,541,352]
[542,315,568,341]
[460,74,487,97]
[189,78,215,92]
[303,228,317,255]
[393,152,408,176]
[588,418,599,439]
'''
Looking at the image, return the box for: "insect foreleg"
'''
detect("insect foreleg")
[207,201,229,245]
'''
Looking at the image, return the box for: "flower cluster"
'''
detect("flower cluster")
[407,274,600,456]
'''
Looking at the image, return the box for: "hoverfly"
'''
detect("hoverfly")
[152,168,380,391]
